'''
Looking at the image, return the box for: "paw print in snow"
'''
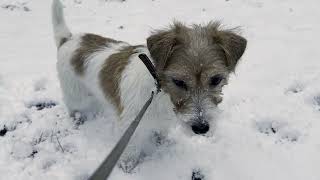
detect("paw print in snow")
[192,170,205,180]
[279,129,300,142]
[285,82,304,94]
[0,126,8,136]
[256,119,301,143]
[1,2,31,12]
[314,95,320,111]
[256,120,284,135]
[27,100,57,110]
[11,142,36,159]
[33,78,48,91]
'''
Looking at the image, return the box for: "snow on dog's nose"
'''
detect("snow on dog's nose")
[191,118,209,135]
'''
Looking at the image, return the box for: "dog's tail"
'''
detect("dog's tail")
[52,0,72,48]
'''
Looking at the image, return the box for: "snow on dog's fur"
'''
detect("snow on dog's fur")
[51,0,246,171]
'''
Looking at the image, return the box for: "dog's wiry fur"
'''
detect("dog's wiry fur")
[52,0,246,172]
[147,22,246,128]
[71,33,121,75]
[100,45,145,115]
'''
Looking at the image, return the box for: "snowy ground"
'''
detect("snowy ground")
[1,0,320,179]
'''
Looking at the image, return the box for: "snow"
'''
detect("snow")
[1,0,320,179]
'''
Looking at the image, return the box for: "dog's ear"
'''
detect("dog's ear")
[147,22,185,70]
[217,31,247,71]
[209,24,247,71]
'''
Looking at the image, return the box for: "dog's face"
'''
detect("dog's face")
[147,22,247,135]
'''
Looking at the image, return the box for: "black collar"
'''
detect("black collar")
[138,53,161,93]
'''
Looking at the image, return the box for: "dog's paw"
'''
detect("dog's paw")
[151,130,166,147]
[118,157,138,173]
[71,111,87,127]
[118,152,145,173]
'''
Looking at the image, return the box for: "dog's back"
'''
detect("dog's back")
[52,0,122,116]
[51,0,157,119]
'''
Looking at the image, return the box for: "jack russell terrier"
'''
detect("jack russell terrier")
[52,0,247,172]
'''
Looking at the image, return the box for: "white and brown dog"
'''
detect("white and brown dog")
[52,0,246,171]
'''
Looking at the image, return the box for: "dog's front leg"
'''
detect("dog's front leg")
[117,131,151,173]
[118,145,145,173]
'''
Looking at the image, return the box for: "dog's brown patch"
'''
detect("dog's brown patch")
[99,45,144,114]
[71,33,121,75]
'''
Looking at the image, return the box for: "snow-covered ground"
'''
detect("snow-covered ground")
[1,0,320,179]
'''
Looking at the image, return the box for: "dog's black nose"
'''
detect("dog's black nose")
[191,121,209,135]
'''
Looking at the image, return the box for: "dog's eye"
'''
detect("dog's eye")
[210,75,224,86]
[172,78,188,90]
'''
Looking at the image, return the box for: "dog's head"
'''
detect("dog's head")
[147,22,247,135]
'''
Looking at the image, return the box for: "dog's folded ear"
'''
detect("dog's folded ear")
[147,22,185,70]
[215,30,247,71]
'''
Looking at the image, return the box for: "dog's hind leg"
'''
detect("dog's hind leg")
[61,80,100,119]
[57,56,101,121]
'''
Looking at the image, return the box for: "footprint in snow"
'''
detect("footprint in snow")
[256,120,285,135]
[279,130,300,142]
[192,170,205,180]
[11,142,38,159]
[285,82,304,94]
[1,2,31,12]
[74,174,90,180]
[255,119,300,143]
[313,95,320,111]
[27,100,57,111]
[28,150,38,158]
[33,78,48,91]
[0,126,8,136]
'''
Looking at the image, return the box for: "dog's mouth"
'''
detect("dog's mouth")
[174,104,222,136]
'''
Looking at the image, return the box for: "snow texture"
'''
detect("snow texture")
[1,0,320,179]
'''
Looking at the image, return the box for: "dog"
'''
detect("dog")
[52,0,246,172]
